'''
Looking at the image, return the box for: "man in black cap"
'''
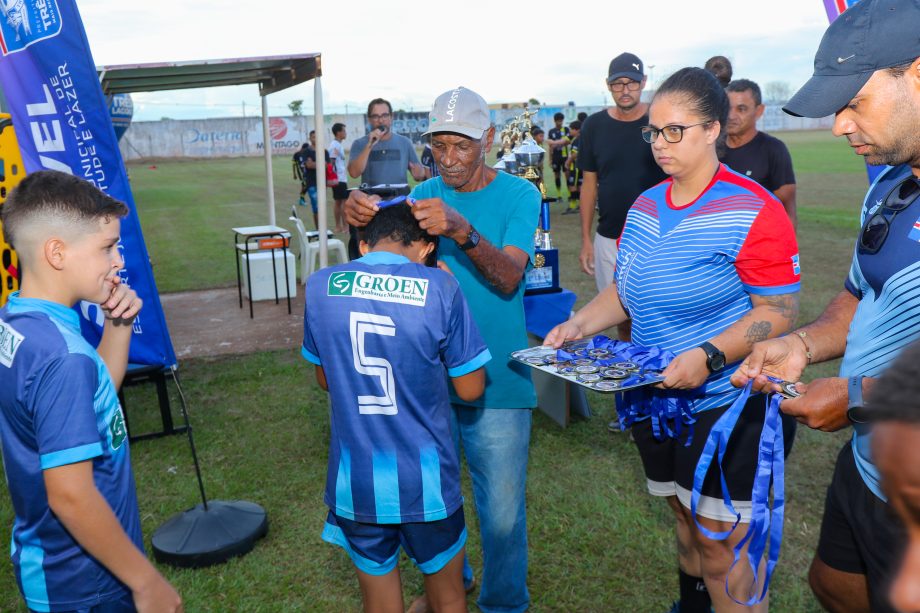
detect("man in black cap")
[731,1,920,610]
[577,52,666,300]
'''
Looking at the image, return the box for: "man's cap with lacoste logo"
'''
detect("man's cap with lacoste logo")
[784,0,920,118]
[423,86,491,140]
[607,53,645,83]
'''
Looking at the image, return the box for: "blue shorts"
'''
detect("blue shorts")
[307,186,318,212]
[29,590,135,613]
[322,507,466,576]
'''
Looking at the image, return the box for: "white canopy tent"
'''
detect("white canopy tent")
[98,53,333,267]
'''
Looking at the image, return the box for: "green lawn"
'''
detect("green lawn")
[0,131,872,611]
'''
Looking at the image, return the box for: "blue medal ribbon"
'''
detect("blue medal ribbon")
[690,381,785,605]
[556,335,698,444]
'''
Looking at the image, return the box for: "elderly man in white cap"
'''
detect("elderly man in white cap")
[346,86,539,613]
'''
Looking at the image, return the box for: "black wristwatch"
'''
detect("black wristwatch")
[458,226,480,251]
[698,341,726,373]
[846,375,870,424]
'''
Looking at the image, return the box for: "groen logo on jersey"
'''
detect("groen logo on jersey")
[329,271,357,295]
[0,320,25,368]
[109,408,128,450]
[327,271,429,306]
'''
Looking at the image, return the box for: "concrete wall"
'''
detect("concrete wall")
[118,105,835,161]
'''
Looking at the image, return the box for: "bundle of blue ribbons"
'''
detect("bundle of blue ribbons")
[557,336,784,605]
[555,335,701,443]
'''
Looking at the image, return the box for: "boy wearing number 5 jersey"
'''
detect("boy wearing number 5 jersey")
[302,202,490,612]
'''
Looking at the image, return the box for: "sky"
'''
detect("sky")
[78,0,834,122]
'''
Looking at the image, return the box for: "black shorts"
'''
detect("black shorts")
[632,394,796,522]
[816,443,906,612]
[552,158,565,172]
[332,182,349,201]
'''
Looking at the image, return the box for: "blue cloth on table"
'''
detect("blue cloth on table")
[523,289,577,339]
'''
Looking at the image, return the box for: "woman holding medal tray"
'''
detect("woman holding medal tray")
[545,67,800,613]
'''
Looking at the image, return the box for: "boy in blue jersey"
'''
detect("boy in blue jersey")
[302,202,490,613]
[0,171,182,613]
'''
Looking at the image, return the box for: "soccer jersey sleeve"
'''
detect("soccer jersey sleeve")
[441,282,491,377]
[29,354,103,470]
[735,198,802,295]
[844,251,864,299]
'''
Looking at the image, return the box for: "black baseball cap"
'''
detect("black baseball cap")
[607,53,645,83]
[784,0,920,118]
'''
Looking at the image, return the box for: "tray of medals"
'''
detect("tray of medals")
[510,339,666,393]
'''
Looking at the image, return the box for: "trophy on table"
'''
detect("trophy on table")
[495,108,561,295]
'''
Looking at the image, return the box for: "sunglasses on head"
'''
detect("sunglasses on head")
[859,176,920,255]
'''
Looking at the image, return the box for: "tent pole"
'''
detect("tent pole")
[314,77,328,269]
[262,95,276,227]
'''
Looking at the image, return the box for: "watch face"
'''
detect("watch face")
[710,354,726,371]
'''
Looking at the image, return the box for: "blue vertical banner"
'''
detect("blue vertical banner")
[0,0,177,367]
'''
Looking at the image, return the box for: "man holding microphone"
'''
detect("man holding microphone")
[347,97,428,189]
[345,98,428,258]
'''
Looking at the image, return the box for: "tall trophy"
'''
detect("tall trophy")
[495,109,560,295]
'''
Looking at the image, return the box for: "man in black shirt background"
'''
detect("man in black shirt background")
[720,79,797,227]
[577,52,667,300]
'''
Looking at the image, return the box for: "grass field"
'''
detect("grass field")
[0,131,871,611]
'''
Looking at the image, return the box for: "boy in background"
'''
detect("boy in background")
[329,123,350,233]
[302,202,490,612]
[0,170,182,612]
[563,120,583,215]
[546,112,571,195]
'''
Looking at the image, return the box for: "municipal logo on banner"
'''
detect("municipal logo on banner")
[0,0,62,55]
[909,217,920,243]
[791,254,801,276]
[328,271,429,306]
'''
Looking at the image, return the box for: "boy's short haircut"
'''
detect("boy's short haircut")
[1,170,128,262]
[569,120,581,130]
[332,122,346,136]
[364,203,438,250]
[531,127,544,136]
[553,112,564,121]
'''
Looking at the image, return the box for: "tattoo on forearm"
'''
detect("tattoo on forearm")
[745,321,772,346]
[764,293,799,323]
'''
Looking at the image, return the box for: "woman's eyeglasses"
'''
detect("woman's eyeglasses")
[640,122,710,144]
[859,176,920,254]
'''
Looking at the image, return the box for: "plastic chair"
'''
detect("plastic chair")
[289,216,347,283]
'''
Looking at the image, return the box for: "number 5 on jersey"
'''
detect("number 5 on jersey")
[349,312,398,415]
